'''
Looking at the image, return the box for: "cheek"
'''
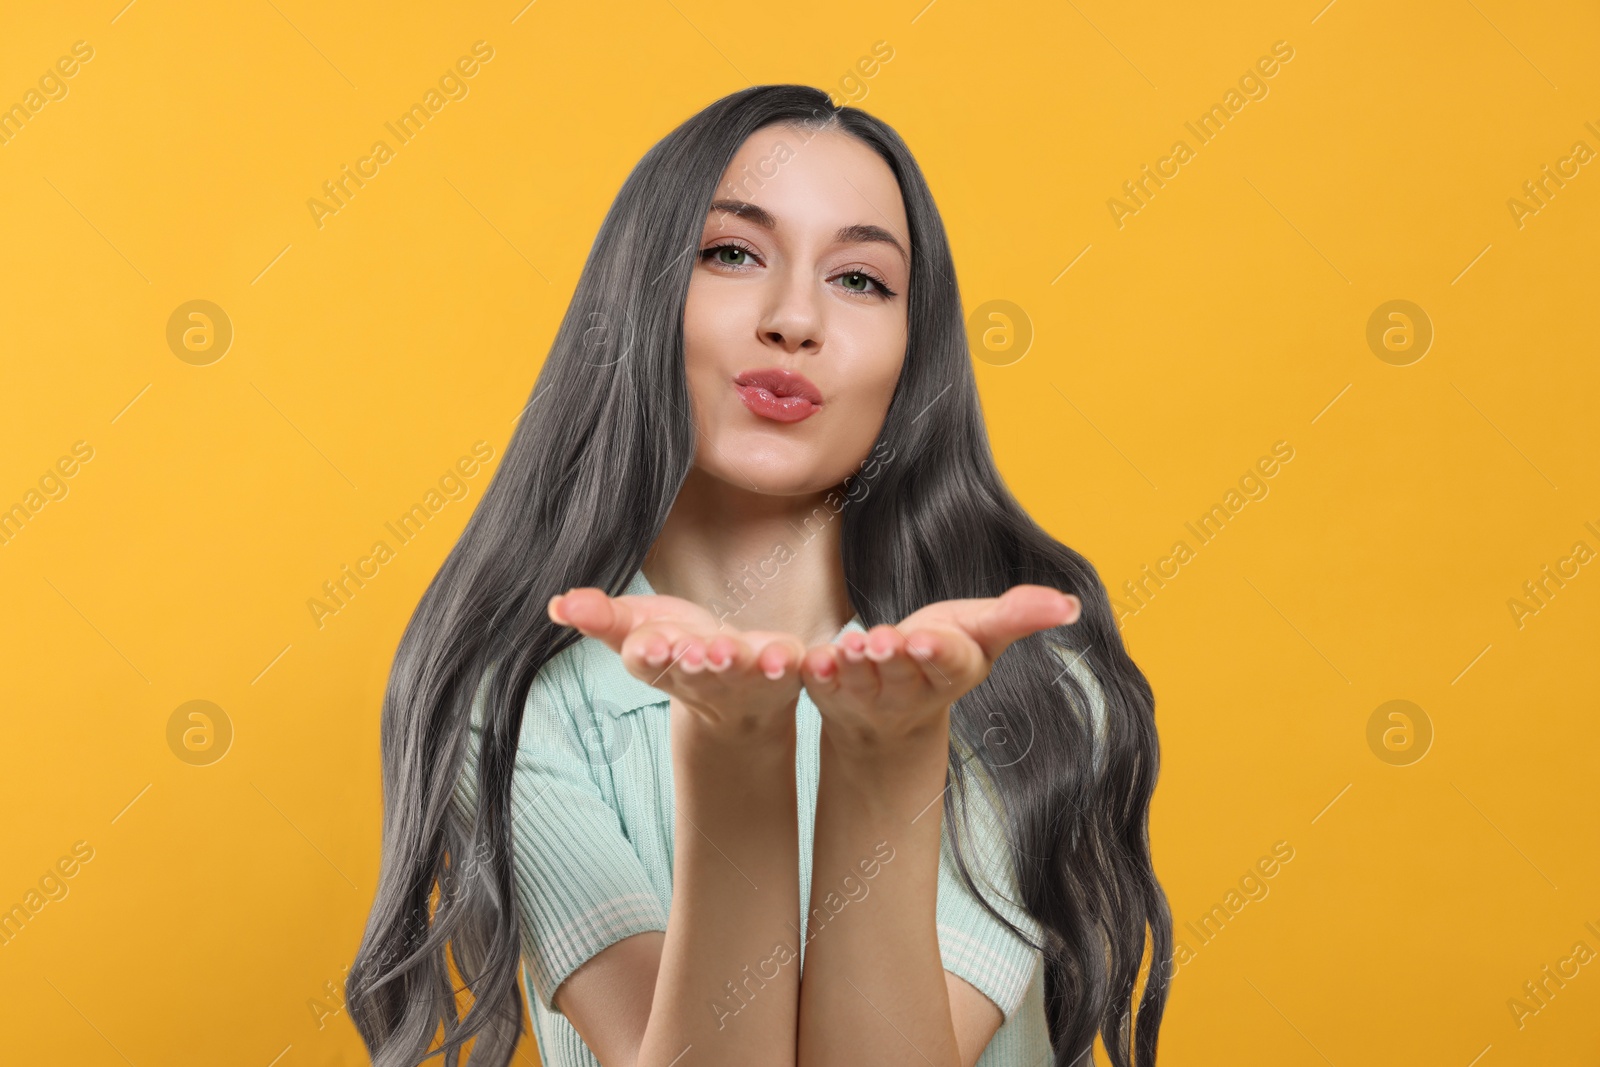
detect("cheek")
[681,282,719,372]
[822,333,903,470]
[681,281,742,413]
[848,322,906,415]
[683,278,755,359]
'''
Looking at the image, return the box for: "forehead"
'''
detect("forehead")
[712,125,909,241]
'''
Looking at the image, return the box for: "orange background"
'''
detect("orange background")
[1,1,1595,1064]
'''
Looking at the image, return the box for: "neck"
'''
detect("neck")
[642,465,854,648]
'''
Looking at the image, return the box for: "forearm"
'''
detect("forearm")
[635,702,803,1067]
[796,711,959,1067]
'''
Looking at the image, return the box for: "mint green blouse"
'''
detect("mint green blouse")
[456,568,1105,1066]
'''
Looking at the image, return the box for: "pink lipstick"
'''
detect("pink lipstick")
[733,367,823,423]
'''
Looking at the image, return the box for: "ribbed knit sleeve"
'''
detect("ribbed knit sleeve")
[456,657,669,1016]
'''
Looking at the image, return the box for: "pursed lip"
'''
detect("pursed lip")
[731,367,824,405]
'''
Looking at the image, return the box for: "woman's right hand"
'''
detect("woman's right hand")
[547,586,809,746]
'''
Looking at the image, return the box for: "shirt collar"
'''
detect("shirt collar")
[587,568,867,717]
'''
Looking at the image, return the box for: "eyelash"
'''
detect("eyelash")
[698,240,899,300]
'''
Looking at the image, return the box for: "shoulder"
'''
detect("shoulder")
[468,637,622,731]
[458,645,605,795]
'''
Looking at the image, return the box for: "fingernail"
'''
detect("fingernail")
[864,640,893,662]
[763,660,785,680]
[547,595,568,625]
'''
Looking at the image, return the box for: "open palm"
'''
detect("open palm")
[797,585,1082,753]
[547,586,809,743]
[549,582,1079,753]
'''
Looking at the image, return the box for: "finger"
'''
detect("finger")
[620,622,690,680]
[831,629,880,696]
[743,631,807,681]
[548,587,637,652]
[903,626,974,692]
[641,630,727,692]
[801,642,844,696]
[962,585,1080,661]
[703,632,741,673]
[862,625,923,689]
[671,632,712,674]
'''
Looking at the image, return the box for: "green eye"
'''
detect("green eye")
[835,270,895,299]
[699,243,897,300]
[701,242,757,268]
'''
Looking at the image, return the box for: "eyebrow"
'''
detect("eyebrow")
[707,199,909,265]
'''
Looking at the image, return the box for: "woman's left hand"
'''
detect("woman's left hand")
[798,584,1081,755]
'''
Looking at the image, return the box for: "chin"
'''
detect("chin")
[702,452,839,499]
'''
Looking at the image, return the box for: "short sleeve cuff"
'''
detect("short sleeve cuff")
[521,890,669,1013]
[938,918,1041,1019]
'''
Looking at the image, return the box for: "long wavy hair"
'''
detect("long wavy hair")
[345,83,1171,1067]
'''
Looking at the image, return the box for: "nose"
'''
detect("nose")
[757,266,823,355]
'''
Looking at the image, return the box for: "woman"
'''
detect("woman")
[346,84,1170,1067]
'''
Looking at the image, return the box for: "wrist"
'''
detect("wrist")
[819,702,952,766]
[672,711,799,835]
[672,695,798,770]
[817,710,951,818]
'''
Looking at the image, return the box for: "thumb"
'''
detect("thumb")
[548,588,637,653]
[964,585,1080,661]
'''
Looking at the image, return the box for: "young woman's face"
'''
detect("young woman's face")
[681,123,911,498]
